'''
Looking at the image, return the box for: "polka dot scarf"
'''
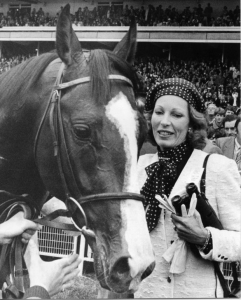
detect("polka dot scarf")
[141,141,189,232]
[145,78,205,114]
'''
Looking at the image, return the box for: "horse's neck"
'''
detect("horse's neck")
[0,62,59,205]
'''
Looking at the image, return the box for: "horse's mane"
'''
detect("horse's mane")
[89,49,140,104]
[0,49,141,106]
[0,53,58,103]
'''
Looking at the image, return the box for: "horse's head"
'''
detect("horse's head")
[36,4,154,293]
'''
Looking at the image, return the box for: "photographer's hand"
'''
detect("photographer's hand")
[25,237,81,296]
[0,212,41,245]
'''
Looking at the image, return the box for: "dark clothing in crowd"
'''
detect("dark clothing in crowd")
[0,4,240,27]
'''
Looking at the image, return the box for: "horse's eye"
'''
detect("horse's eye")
[73,125,91,140]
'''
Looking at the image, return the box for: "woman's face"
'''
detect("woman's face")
[151,95,190,150]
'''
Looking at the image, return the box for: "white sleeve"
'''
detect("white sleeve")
[199,157,241,262]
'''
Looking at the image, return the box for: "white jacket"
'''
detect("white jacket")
[135,149,241,298]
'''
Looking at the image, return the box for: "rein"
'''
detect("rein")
[0,192,39,298]
[34,62,144,236]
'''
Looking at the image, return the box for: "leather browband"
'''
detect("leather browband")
[54,74,133,90]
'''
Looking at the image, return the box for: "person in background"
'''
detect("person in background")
[136,78,240,298]
[202,105,224,153]
[232,87,240,107]
[204,103,217,126]
[223,114,238,137]
[216,115,240,161]
[202,135,223,154]
[236,108,241,117]
[225,105,236,116]
[213,107,226,134]
[217,85,227,109]
[233,117,241,173]
[204,3,213,24]
[0,212,81,299]
[207,107,226,140]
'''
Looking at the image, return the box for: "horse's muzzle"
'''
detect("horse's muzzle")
[107,257,155,293]
[88,198,155,294]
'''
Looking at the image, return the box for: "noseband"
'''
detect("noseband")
[34,62,144,236]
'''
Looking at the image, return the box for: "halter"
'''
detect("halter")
[34,61,145,237]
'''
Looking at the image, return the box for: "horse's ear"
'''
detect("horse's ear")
[113,16,137,64]
[56,4,82,65]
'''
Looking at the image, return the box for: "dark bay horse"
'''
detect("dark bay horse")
[0,4,154,294]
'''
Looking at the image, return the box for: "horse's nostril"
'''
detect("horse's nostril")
[141,261,155,281]
[110,257,130,283]
[113,257,130,274]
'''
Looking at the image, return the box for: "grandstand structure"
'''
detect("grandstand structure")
[0,0,239,285]
[0,0,239,18]
[0,0,240,60]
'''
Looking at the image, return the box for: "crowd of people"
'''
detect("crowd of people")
[1,53,240,113]
[134,56,240,108]
[0,54,34,74]
[0,3,240,27]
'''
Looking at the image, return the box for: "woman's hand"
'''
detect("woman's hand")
[0,211,41,245]
[171,208,208,246]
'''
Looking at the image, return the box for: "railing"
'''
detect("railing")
[0,26,239,42]
[37,215,94,275]
[222,262,241,290]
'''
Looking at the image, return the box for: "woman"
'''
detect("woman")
[0,211,81,299]
[136,78,241,298]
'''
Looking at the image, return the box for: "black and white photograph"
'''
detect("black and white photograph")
[0,0,240,298]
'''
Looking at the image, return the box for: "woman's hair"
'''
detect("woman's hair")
[188,105,207,149]
[145,104,207,150]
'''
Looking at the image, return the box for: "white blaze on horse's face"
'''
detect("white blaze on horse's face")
[105,91,139,193]
[105,92,154,291]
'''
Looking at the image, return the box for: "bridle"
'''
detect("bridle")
[0,58,145,299]
[33,60,145,237]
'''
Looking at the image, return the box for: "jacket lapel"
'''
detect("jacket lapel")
[168,149,208,200]
[139,150,209,201]
[223,137,235,159]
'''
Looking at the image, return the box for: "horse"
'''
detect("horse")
[0,4,155,295]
